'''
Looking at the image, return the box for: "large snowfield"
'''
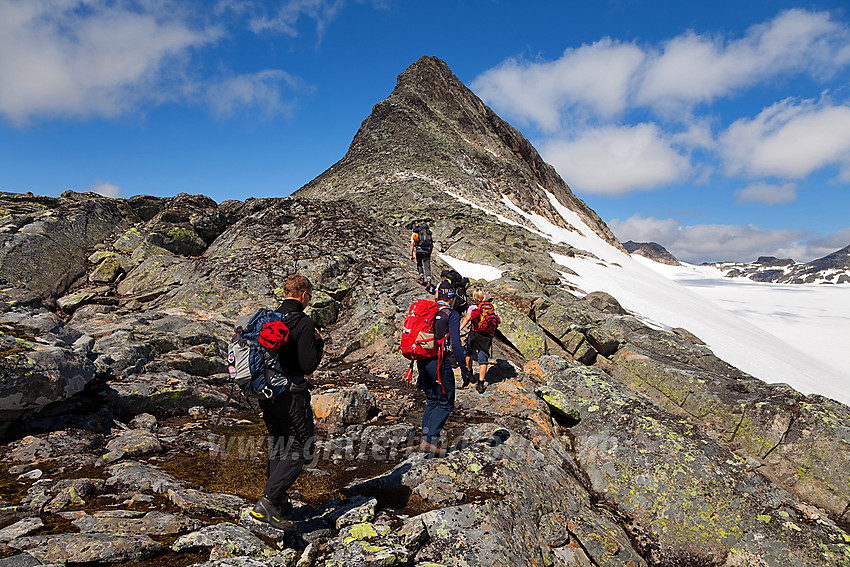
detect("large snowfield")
[440,190,849,407]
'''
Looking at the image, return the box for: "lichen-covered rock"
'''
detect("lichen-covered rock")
[491,299,548,360]
[8,532,161,564]
[64,509,201,536]
[105,460,183,493]
[601,338,850,523]
[311,385,376,429]
[0,518,43,544]
[0,192,127,299]
[348,422,644,567]
[101,370,229,417]
[128,412,158,431]
[330,497,378,529]
[0,303,97,421]
[172,522,275,559]
[96,428,162,466]
[21,478,103,514]
[530,356,850,567]
[168,488,248,519]
[4,429,103,464]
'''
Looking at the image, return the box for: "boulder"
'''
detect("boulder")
[311,385,376,429]
[167,488,248,519]
[0,305,97,421]
[8,533,161,564]
[172,522,275,559]
[65,509,201,536]
[96,429,163,466]
[529,356,850,567]
[491,299,548,360]
[0,193,127,299]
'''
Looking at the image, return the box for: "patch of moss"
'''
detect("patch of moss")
[113,549,209,567]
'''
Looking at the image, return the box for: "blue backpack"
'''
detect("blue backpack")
[227,308,304,398]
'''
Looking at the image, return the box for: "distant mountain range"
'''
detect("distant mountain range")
[625,240,850,284]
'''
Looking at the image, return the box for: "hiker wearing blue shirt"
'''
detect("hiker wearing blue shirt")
[415,281,468,457]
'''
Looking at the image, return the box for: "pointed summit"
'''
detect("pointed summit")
[297,56,622,251]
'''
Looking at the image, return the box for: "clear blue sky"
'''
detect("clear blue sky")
[2,1,849,263]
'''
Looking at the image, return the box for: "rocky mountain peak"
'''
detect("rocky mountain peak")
[298,56,623,253]
[623,240,680,265]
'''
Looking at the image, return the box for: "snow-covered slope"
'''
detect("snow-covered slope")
[441,187,849,407]
[632,258,850,379]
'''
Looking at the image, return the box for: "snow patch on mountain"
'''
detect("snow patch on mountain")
[439,253,504,282]
[495,189,849,406]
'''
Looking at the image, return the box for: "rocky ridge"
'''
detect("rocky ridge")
[0,56,848,567]
[707,245,850,284]
[622,241,680,266]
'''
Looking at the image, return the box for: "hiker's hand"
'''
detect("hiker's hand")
[461,367,473,383]
[315,329,322,340]
[409,255,414,262]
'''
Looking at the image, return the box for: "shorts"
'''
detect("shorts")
[466,331,492,365]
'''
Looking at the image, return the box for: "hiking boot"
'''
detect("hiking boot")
[275,495,293,517]
[416,277,425,285]
[418,440,447,457]
[425,283,434,293]
[476,380,486,394]
[250,496,294,531]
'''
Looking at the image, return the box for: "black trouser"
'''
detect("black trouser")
[415,251,432,285]
[257,385,315,507]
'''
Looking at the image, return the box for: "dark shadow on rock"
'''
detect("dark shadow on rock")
[483,359,516,385]
[447,427,510,454]
[344,463,414,510]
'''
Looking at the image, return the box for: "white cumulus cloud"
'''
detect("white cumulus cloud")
[0,0,318,125]
[471,39,645,131]
[249,0,347,42]
[540,124,690,195]
[735,182,798,205]
[0,0,219,125]
[609,214,817,263]
[637,9,850,113]
[474,9,850,129]
[720,98,850,179]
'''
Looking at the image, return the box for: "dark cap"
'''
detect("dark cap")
[436,281,456,300]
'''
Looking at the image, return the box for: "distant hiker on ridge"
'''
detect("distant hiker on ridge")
[250,274,324,531]
[410,222,434,293]
[459,289,500,394]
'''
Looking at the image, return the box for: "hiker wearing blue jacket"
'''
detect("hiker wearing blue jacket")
[415,281,469,457]
[250,274,323,531]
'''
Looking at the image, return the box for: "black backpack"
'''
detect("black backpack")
[440,269,469,313]
[414,225,433,249]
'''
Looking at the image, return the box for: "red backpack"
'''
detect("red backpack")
[400,300,448,392]
[472,301,500,334]
[401,300,442,359]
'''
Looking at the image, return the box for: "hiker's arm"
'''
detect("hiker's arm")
[297,321,325,374]
[448,311,466,364]
[459,312,470,332]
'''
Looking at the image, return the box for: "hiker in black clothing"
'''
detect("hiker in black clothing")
[409,223,434,293]
[250,275,324,531]
[415,281,470,457]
